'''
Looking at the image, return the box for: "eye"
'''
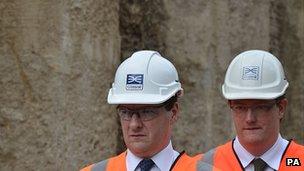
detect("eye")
[141,109,156,114]
[256,105,272,111]
[234,106,247,111]
[139,108,159,121]
[118,108,132,118]
[119,109,128,114]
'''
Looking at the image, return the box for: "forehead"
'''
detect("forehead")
[118,104,162,109]
[229,99,276,105]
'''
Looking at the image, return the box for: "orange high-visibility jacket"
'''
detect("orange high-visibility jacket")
[198,140,304,171]
[81,151,203,171]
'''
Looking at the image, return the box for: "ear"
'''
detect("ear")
[277,98,288,118]
[170,102,179,124]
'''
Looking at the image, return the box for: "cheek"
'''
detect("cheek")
[120,122,129,135]
[260,113,276,124]
[232,115,245,131]
[232,114,242,124]
[149,119,170,137]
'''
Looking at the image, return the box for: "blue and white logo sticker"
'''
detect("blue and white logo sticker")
[242,66,259,80]
[126,74,144,90]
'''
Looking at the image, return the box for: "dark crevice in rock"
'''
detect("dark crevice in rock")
[115,0,169,154]
[119,0,168,60]
[269,0,285,58]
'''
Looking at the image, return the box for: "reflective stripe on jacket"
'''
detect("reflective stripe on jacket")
[198,140,304,171]
[81,151,203,171]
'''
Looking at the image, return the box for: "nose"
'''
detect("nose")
[129,113,143,129]
[245,109,257,123]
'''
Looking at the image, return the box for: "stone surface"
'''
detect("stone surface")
[278,0,304,143]
[0,0,120,170]
[0,0,303,170]
[164,0,304,154]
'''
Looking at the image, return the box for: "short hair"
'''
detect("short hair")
[275,94,286,102]
[161,93,179,111]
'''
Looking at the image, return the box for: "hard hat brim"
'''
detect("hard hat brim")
[107,88,182,104]
[222,83,289,100]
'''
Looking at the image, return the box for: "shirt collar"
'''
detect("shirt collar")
[234,134,288,170]
[151,141,176,171]
[126,149,142,171]
[259,134,288,170]
[234,137,255,168]
[126,141,177,171]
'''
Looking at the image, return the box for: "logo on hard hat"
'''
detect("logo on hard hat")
[126,74,144,90]
[242,66,259,80]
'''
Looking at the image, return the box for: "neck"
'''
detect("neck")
[238,135,279,156]
[133,140,171,158]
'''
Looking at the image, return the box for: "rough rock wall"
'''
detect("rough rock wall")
[0,0,303,170]
[164,0,304,154]
[278,0,304,143]
[0,0,120,170]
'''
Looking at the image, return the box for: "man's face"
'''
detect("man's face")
[118,103,178,158]
[229,99,287,149]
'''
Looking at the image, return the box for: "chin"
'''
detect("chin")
[242,135,265,145]
[128,142,150,152]
[130,147,154,158]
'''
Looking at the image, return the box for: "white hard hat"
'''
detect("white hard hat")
[222,50,289,100]
[107,50,183,104]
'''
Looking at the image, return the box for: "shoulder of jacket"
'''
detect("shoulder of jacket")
[79,151,127,171]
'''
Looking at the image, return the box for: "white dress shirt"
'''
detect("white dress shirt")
[126,141,180,171]
[233,134,289,171]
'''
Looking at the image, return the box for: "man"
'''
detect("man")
[81,50,202,171]
[198,50,304,171]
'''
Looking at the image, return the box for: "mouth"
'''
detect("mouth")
[129,134,146,141]
[130,134,146,137]
[244,127,261,130]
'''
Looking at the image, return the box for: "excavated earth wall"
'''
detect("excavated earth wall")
[0,0,303,170]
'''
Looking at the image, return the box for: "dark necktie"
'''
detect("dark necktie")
[252,158,268,171]
[137,158,155,171]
